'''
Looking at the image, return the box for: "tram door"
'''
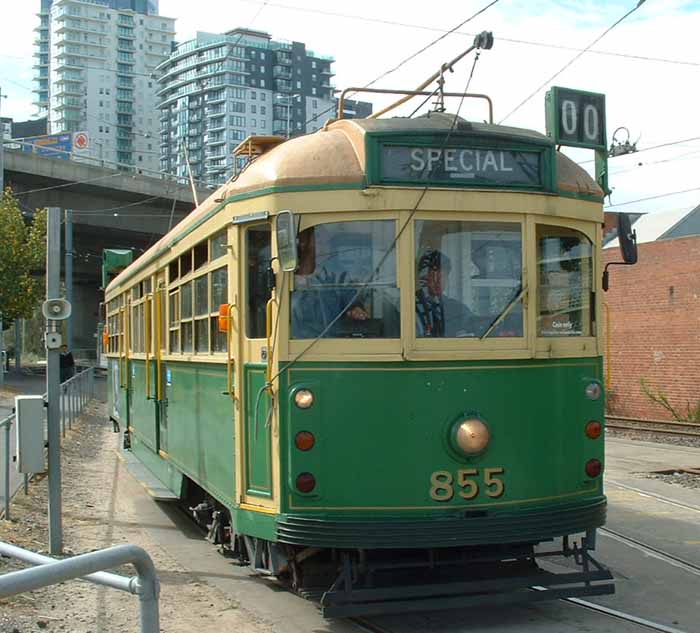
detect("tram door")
[235,220,278,511]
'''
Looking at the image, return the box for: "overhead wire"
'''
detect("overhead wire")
[578,135,700,165]
[304,0,500,129]
[238,0,700,68]
[604,186,700,208]
[499,0,649,124]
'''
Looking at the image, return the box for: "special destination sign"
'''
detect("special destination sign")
[380,146,543,188]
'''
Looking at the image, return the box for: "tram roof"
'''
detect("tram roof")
[106,113,602,295]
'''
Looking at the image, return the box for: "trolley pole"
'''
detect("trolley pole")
[46,207,63,554]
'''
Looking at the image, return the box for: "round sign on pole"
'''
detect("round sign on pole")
[73,132,89,150]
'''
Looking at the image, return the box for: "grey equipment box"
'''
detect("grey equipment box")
[15,395,46,474]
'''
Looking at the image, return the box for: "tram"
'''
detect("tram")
[103,35,637,617]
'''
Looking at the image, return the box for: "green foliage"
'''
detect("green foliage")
[0,188,47,329]
[640,378,700,423]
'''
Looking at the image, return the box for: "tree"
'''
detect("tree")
[0,188,47,330]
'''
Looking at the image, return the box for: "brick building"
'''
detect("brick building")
[603,206,700,420]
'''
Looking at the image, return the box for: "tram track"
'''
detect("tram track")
[348,521,700,633]
[606,416,700,439]
[599,526,700,577]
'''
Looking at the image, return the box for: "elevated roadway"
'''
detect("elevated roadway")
[2,150,216,352]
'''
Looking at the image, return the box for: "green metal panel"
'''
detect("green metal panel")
[156,361,235,506]
[281,358,605,517]
[129,360,157,452]
[243,364,273,498]
[233,506,278,542]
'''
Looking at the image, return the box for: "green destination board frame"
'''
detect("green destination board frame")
[545,86,609,196]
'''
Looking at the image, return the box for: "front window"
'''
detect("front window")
[537,226,593,337]
[291,220,399,339]
[414,221,523,338]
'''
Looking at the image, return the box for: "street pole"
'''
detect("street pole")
[64,209,73,351]
[0,86,6,391]
[14,321,21,372]
[46,207,63,555]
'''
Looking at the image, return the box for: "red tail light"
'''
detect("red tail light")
[295,431,315,451]
[585,421,602,439]
[296,472,316,493]
[585,459,602,478]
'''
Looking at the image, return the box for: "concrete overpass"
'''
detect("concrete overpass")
[3,150,215,355]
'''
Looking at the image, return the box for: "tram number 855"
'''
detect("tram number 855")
[429,468,505,502]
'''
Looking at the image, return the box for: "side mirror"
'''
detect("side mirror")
[603,212,638,292]
[617,213,638,264]
[276,210,298,272]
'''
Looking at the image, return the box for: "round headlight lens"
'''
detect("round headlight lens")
[453,418,490,456]
[585,382,602,400]
[294,389,314,409]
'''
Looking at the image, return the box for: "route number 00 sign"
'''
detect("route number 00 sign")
[546,87,606,151]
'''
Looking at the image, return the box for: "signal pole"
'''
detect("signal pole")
[46,207,64,554]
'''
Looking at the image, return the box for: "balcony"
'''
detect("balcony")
[117,103,134,114]
[273,66,292,80]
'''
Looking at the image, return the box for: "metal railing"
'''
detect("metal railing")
[1,366,96,520]
[0,542,160,633]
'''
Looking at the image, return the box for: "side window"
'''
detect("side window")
[537,225,593,337]
[168,290,180,353]
[210,267,229,352]
[246,225,271,339]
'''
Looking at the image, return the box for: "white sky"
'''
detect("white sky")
[1,0,699,214]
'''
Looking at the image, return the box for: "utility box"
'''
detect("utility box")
[15,395,46,474]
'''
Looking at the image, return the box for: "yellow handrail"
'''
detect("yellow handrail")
[226,304,235,400]
[119,307,126,388]
[265,297,274,389]
[155,287,163,402]
[145,294,152,399]
[604,302,612,391]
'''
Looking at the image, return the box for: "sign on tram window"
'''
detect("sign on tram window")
[380,146,543,188]
[545,87,606,151]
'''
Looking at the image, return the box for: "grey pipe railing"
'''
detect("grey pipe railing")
[0,367,96,520]
[0,542,160,633]
[1,413,13,520]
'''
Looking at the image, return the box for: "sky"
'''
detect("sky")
[1,0,699,216]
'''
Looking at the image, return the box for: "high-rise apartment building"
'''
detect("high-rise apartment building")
[156,29,372,185]
[34,0,174,173]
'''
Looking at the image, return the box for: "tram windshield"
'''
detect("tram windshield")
[291,220,400,339]
[414,221,523,338]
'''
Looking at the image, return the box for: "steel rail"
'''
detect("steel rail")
[562,596,691,633]
[607,415,700,429]
[606,480,700,514]
[606,421,700,439]
[600,527,700,577]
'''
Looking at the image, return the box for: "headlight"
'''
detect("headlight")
[453,418,490,456]
[585,382,602,400]
[294,389,314,409]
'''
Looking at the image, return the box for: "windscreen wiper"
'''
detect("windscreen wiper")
[479,284,527,340]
